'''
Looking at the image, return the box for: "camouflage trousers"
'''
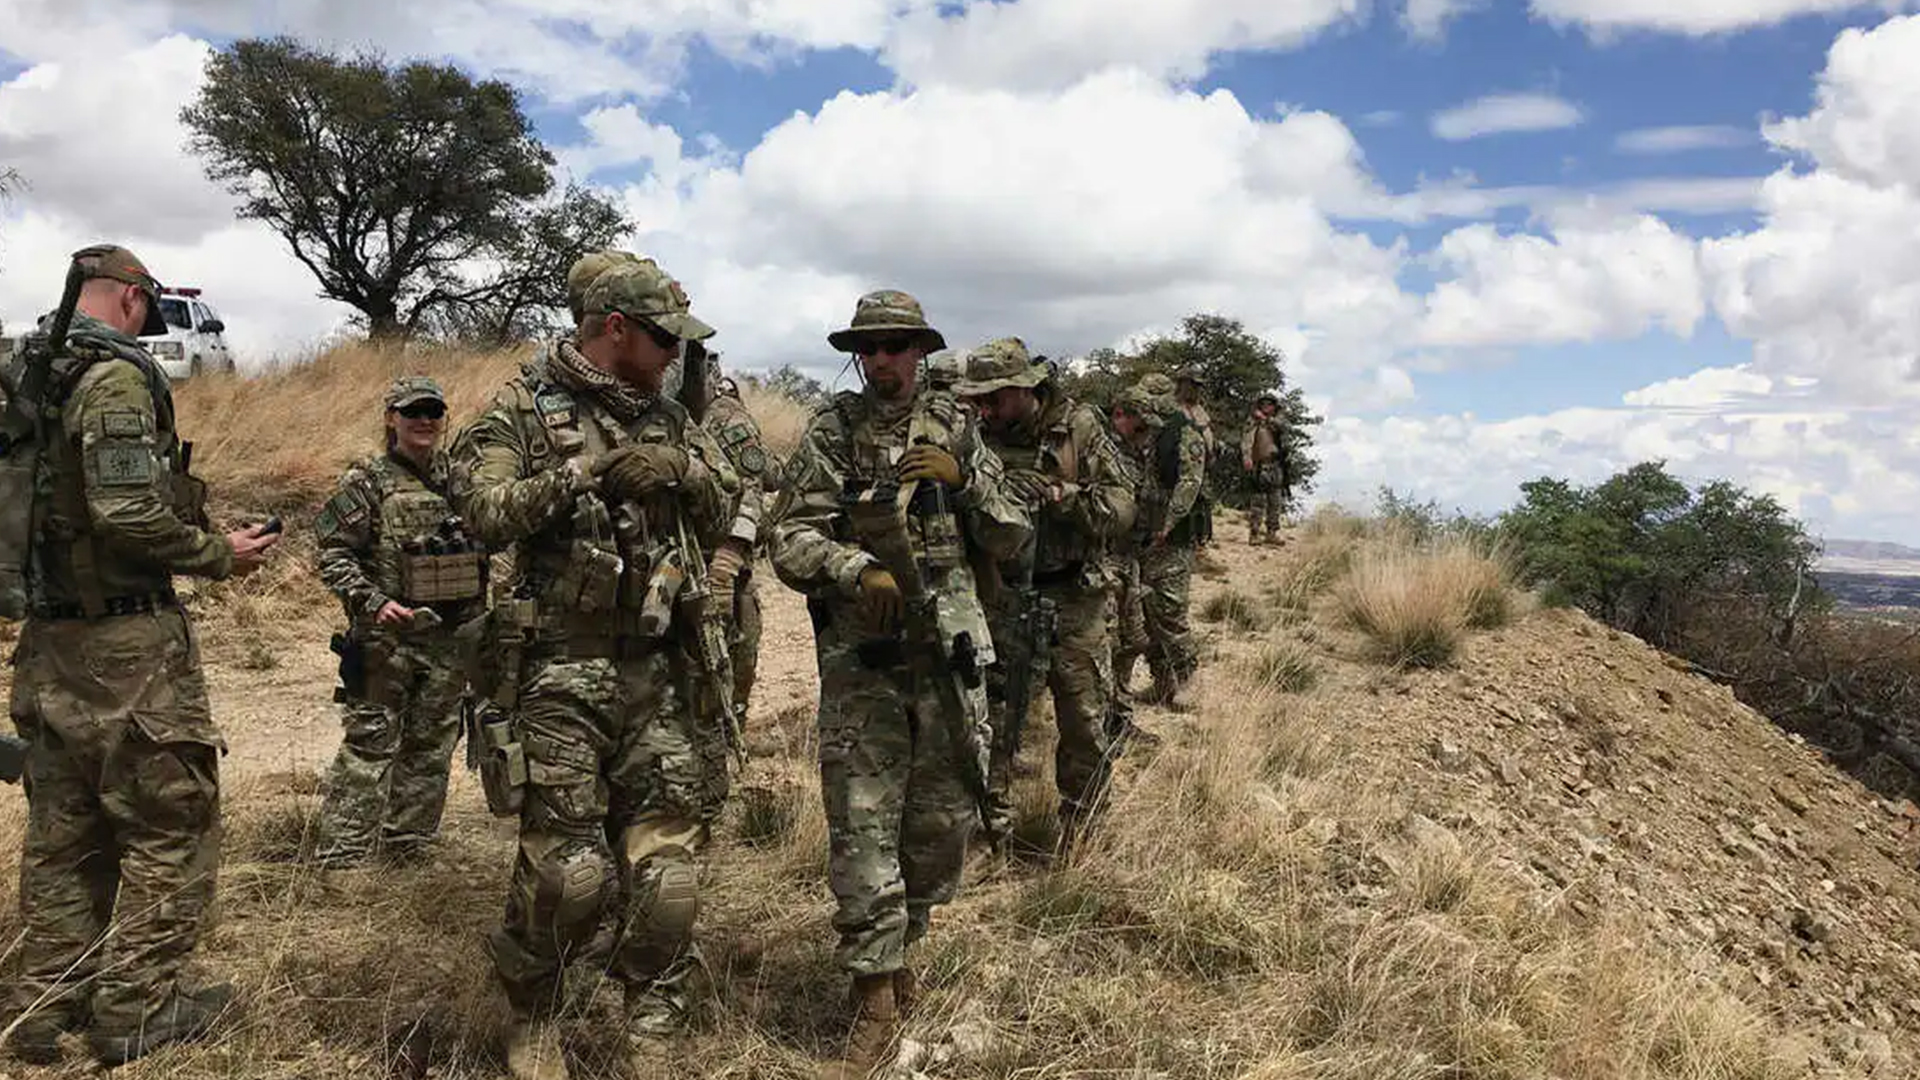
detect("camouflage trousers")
[313,629,466,863]
[1248,462,1286,538]
[1107,556,1148,694]
[812,608,985,976]
[6,610,222,1037]
[486,642,730,1029]
[1139,544,1198,690]
[985,583,1113,832]
[727,573,762,722]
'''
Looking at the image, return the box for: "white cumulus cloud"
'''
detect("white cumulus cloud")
[1402,0,1488,40]
[1614,124,1755,154]
[1429,92,1586,141]
[1529,0,1916,37]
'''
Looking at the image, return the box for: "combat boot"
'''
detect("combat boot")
[816,973,898,1080]
[504,1014,570,1080]
[89,982,233,1066]
[4,1007,69,1065]
[892,966,919,1019]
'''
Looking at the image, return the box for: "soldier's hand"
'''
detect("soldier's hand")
[594,444,690,501]
[858,566,903,633]
[1006,468,1052,503]
[1243,455,1254,471]
[227,523,280,578]
[708,541,749,592]
[897,444,963,489]
[375,600,417,626]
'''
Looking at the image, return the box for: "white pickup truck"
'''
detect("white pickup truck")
[141,287,234,379]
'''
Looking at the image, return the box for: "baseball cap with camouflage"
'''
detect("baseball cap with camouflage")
[580,255,715,342]
[952,336,1048,397]
[565,250,643,321]
[384,375,446,411]
[1117,372,1178,423]
[828,290,946,354]
[74,244,168,338]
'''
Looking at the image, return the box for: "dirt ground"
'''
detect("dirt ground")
[1,515,1916,1078]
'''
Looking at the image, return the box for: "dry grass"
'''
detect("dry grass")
[0,358,1803,1080]
[1202,587,1274,633]
[1336,535,1517,669]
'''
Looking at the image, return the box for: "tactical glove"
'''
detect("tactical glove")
[897,444,964,489]
[1004,468,1051,504]
[593,444,690,501]
[858,566,903,634]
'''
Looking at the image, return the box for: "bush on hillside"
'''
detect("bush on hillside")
[1337,537,1513,668]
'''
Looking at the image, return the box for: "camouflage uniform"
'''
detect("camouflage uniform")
[769,292,1028,980]
[1119,375,1205,699]
[702,381,769,725]
[1240,400,1288,542]
[952,339,1134,840]
[451,260,739,1045]
[1174,374,1216,547]
[310,377,483,865]
[5,248,238,1062]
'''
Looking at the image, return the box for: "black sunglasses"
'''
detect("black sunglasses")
[617,311,681,352]
[857,335,919,357]
[395,401,446,420]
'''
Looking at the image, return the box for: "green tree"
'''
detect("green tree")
[418,185,630,346]
[1499,461,1822,647]
[182,38,627,339]
[1059,314,1322,502]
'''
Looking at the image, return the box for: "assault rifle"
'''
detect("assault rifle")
[674,511,747,771]
[1,732,27,783]
[997,539,1057,770]
[841,477,993,826]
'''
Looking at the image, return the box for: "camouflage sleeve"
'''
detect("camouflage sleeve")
[679,419,738,549]
[707,404,769,548]
[1066,405,1135,541]
[952,416,1030,562]
[1167,425,1206,525]
[449,390,584,548]
[768,410,876,597]
[65,360,233,579]
[313,465,389,622]
[1239,422,1256,462]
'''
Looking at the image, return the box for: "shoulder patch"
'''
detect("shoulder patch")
[99,409,148,437]
[92,443,154,487]
[741,446,768,476]
[533,390,576,428]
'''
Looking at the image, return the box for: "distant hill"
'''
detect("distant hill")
[1821,538,1920,562]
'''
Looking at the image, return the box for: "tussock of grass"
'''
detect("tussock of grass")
[1202,588,1273,632]
[1337,537,1517,668]
[1248,640,1321,693]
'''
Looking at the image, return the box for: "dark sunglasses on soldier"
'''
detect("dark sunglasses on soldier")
[857,335,918,357]
[619,312,681,352]
[396,401,446,420]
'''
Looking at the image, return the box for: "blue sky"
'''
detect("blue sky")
[2,0,1919,540]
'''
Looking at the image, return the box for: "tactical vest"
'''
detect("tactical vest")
[986,396,1093,576]
[502,357,698,634]
[1143,413,1199,544]
[4,327,207,617]
[829,389,968,571]
[356,455,485,609]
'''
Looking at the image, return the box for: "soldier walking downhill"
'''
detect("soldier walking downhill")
[310,376,485,867]
[952,337,1134,856]
[1110,374,1206,706]
[2,245,279,1067]
[1240,392,1290,544]
[451,255,739,1080]
[769,291,1028,1080]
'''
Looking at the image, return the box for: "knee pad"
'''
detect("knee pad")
[517,837,615,943]
[621,846,700,978]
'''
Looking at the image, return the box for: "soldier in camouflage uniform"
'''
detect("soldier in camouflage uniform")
[451,256,739,1080]
[694,352,770,727]
[1173,371,1216,548]
[1240,393,1289,544]
[310,376,484,867]
[925,349,961,392]
[1111,374,1205,705]
[769,291,1028,1080]
[4,246,279,1067]
[953,338,1134,854]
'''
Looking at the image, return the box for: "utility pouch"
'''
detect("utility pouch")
[401,551,485,604]
[329,632,366,702]
[635,548,686,638]
[473,701,527,818]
